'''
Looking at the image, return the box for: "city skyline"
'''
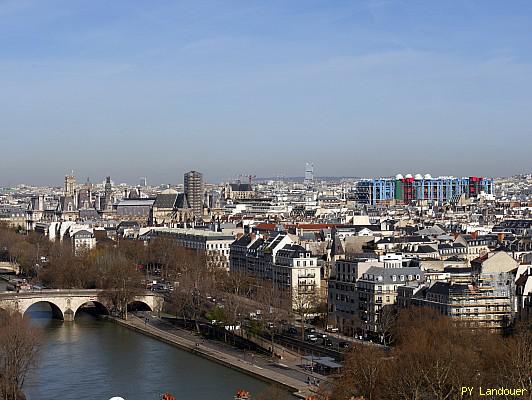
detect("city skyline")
[0,167,528,188]
[1,1,532,184]
[1,2,530,399]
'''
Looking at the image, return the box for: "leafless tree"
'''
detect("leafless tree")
[498,321,532,391]
[167,250,212,332]
[291,287,320,340]
[255,281,289,357]
[0,310,41,400]
[97,251,144,320]
[328,308,532,400]
[331,344,387,400]
[376,304,397,346]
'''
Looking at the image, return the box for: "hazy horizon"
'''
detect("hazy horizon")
[1,169,530,188]
[1,1,532,185]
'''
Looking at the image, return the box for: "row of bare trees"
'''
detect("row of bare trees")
[324,308,532,400]
[2,224,327,348]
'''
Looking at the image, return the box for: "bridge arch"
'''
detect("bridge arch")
[24,300,64,320]
[74,301,110,318]
[127,300,152,312]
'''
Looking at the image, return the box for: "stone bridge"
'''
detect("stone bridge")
[0,262,20,274]
[0,289,164,321]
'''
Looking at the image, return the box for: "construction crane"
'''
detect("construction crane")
[237,174,256,185]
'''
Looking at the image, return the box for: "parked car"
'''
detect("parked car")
[326,325,339,333]
[316,332,328,339]
[305,327,316,333]
[287,327,298,336]
[323,338,333,347]
[339,341,351,349]
[305,334,318,343]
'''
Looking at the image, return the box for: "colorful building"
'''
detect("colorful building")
[355,174,494,205]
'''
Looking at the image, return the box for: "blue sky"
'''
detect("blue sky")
[1,0,531,185]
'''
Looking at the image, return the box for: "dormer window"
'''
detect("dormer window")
[392,275,397,282]
[400,275,405,281]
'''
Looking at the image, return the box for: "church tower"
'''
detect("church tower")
[104,176,113,210]
[64,172,76,197]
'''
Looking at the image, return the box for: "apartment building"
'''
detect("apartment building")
[328,257,377,335]
[142,227,234,269]
[454,234,492,261]
[229,231,321,309]
[405,252,518,330]
[71,229,96,255]
[414,281,513,329]
[327,253,423,337]
[358,265,424,338]
[184,170,204,218]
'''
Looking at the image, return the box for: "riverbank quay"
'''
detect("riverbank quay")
[108,315,319,399]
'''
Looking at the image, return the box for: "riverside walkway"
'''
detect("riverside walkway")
[112,315,323,399]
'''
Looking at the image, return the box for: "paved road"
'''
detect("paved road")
[127,314,328,398]
[288,321,386,352]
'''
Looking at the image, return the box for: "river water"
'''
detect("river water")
[23,309,292,400]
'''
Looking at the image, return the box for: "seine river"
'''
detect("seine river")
[23,309,291,400]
